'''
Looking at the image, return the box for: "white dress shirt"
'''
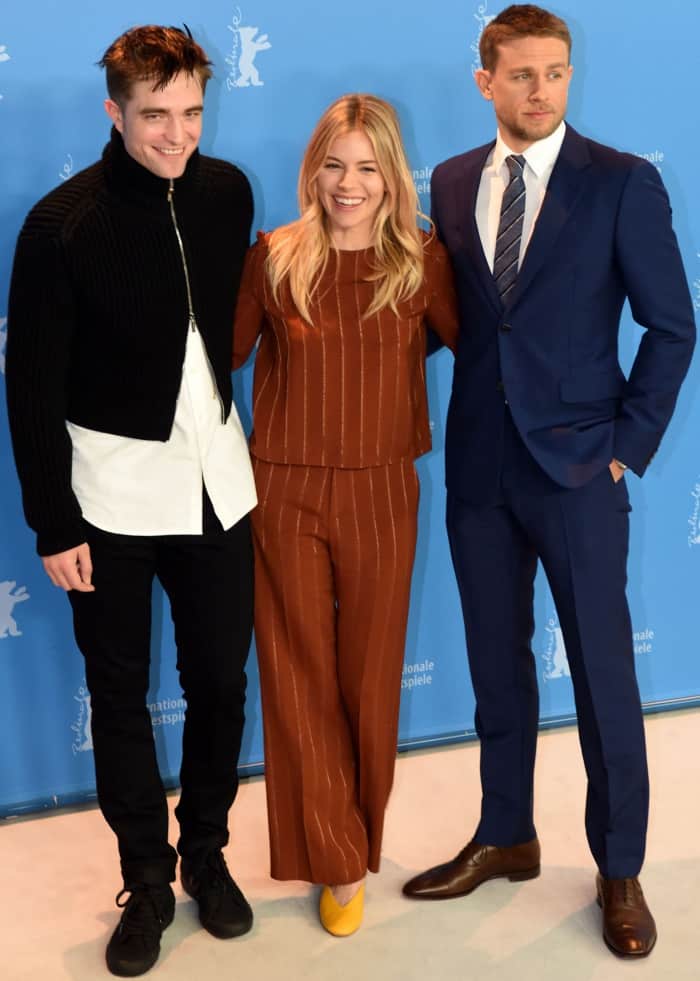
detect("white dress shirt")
[67,327,257,536]
[475,121,566,270]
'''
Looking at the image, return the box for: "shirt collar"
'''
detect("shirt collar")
[492,120,567,178]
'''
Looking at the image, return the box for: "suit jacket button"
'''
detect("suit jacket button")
[500,323,512,332]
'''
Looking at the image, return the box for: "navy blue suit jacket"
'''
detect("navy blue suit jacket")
[433,124,695,500]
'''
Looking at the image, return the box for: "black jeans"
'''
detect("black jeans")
[68,507,253,887]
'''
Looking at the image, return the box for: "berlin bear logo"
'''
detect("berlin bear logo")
[543,617,570,680]
[0,44,9,102]
[0,581,30,639]
[225,13,271,91]
[689,478,700,547]
[237,27,271,86]
[471,4,496,72]
[71,684,93,754]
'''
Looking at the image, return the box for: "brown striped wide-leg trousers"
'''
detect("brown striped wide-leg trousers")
[251,457,420,884]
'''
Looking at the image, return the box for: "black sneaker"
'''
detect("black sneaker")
[105,883,175,977]
[181,851,253,939]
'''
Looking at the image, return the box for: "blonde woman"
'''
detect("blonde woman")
[233,94,458,935]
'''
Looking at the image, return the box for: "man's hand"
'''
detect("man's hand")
[42,543,95,592]
[609,459,627,484]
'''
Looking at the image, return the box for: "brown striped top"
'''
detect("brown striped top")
[233,230,459,468]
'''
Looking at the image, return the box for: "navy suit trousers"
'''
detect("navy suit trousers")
[446,412,649,878]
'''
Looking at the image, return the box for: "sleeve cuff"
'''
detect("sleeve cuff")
[36,519,88,558]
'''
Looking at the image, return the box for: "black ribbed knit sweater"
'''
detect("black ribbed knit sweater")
[5,128,253,556]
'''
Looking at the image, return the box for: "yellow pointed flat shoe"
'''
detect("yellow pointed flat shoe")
[319,883,365,937]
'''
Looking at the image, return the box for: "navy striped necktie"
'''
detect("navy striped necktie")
[493,154,526,302]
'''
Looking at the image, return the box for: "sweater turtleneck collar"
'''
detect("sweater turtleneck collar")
[102,127,200,208]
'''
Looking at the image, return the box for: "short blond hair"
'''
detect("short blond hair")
[480,4,571,71]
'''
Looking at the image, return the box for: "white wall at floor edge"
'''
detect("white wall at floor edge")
[0,0,698,815]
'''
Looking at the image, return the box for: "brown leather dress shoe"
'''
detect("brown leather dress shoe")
[596,874,657,957]
[402,838,540,900]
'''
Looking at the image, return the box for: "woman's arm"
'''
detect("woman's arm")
[423,235,459,354]
[232,236,268,369]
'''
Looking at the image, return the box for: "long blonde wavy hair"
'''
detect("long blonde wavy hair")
[267,93,426,323]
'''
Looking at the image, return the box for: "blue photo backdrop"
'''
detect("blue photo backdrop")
[1,0,698,815]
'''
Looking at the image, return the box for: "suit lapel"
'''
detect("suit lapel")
[507,125,592,309]
[452,142,503,314]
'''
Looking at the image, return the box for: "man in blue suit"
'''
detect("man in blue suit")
[402,4,695,958]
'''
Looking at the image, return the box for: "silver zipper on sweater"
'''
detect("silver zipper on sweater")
[168,180,224,420]
[167,181,197,332]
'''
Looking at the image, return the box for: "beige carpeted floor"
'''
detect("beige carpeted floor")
[1,708,698,981]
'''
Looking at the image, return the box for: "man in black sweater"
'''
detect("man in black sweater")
[6,26,257,977]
